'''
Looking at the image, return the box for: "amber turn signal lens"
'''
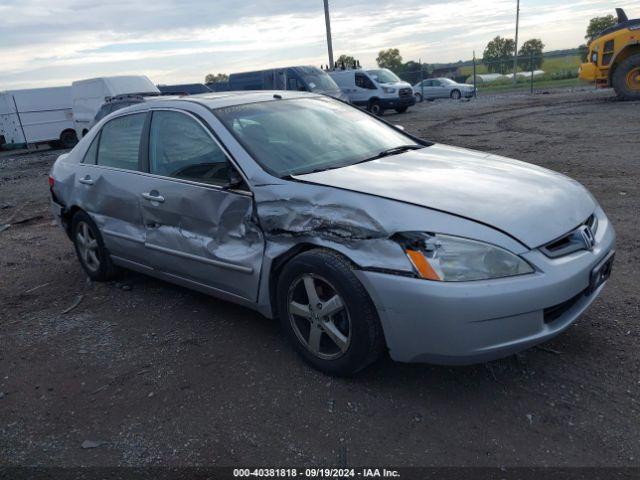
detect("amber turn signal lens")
[405,249,441,281]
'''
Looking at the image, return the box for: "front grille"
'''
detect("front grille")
[399,87,412,97]
[540,214,598,258]
[543,289,587,324]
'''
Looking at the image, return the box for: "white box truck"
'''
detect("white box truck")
[0,86,77,150]
[72,76,160,138]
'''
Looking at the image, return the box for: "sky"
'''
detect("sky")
[1,0,638,90]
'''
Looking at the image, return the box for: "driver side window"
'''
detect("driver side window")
[149,110,231,186]
[355,73,374,89]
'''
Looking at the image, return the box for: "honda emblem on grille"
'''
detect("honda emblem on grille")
[578,225,596,250]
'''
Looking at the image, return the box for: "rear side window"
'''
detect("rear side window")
[149,111,231,186]
[97,113,145,170]
[82,133,100,164]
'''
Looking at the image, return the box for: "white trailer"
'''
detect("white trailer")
[0,86,77,149]
[72,76,159,138]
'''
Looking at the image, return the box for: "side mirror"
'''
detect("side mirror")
[394,125,405,131]
[223,168,244,190]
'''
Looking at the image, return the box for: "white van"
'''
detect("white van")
[328,68,415,115]
[71,76,160,138]
[0,87,76,149]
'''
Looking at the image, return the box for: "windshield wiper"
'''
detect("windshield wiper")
[288,145,423,177]
[353,144,422,165]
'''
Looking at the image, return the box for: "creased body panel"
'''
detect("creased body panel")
[139,178,264,301]
[294,143,596,248]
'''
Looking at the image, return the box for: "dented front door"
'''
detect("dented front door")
[140,180,264,301]
[139,108,264,301]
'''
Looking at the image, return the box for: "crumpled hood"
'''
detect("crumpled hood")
[293,144,596,248]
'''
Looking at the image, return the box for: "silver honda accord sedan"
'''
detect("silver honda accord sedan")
[49,91,615,375]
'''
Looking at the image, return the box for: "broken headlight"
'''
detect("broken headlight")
[394,232,534,281]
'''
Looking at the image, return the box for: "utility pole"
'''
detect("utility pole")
[513,0,520,83]
[473,51,477,98]
[323,0,334,69]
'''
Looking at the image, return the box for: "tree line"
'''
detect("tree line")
[203,13,619,84]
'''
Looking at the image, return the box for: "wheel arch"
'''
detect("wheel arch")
[609,42,640,82]
[61,204,86,238]
[266,242,360,319]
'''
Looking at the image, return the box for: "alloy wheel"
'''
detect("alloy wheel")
[76,221,100,272]
[287,274,351,360]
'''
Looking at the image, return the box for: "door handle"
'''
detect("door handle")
[79,176,94,185]
[141,191,165,203]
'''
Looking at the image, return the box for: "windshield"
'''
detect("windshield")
[214,97,420,177]
[299,71,341,93]
[366,69,401,84]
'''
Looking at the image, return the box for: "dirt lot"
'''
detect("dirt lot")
[1,89,639,468]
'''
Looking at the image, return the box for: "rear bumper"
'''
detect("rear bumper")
[50,198,67,230]
[355,208,616,364]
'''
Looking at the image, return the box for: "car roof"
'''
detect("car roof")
[97,90,324,123]
[139,90,319,110]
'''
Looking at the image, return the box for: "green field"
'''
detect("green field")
[455,54,585,92]
[458,54,582,78]
[477,77,584,94]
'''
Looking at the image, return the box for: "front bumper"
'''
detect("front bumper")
[355,208,616,364]
[380,95,416,110]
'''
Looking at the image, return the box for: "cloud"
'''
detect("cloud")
[0,0,636,89]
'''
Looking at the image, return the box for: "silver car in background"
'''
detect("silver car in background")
[49,91,615,376]
[413,77,476,101]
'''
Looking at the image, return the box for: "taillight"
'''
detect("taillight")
[48,176,55,187]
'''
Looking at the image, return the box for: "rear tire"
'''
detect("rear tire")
[60,130,78,149]
[277,249,385,376]
[612,53,640,101]
[368,100,384,116]
[71,211,118,281]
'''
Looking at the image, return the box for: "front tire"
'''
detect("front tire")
[368,100,384,116]
[450,89,461,100]
[414,92,423,102]
[612,53,640,101]
[277,249,385,376]
[71,211,118,281]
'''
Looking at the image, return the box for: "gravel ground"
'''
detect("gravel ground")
[1,88,639,468]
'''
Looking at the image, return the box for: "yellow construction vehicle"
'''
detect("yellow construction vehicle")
[579,8,640,100]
